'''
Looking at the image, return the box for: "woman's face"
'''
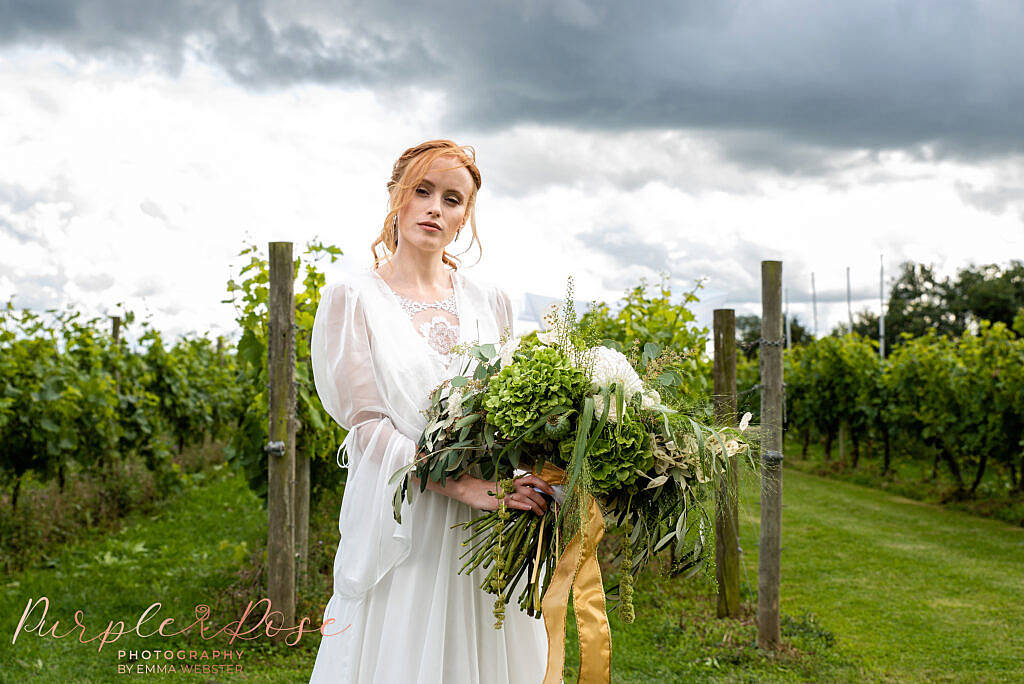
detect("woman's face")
[394,155,475,255]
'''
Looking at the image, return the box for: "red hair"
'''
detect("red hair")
[371,139,483,271]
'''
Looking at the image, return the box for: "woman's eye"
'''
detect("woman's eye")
[416,188,429,196]
[446,197,460,205]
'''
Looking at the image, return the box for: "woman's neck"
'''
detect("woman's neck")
[376,246,453,296]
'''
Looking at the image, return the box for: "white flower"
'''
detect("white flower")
[640,388,661,410]
[739,412,752,432]
[447,384,466,418]
[536,330,559,346]
[498,336,521,367]
[593,393,621,423]
[589,345,644,399]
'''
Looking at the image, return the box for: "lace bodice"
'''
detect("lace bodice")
[375,272,461,364]
[395,292,460,362]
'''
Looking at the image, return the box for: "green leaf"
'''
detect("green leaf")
[643,342,660,364]
[653,530,675,552]
[559,395,595,530]
[387,462,416,487]
[454,413,480,429]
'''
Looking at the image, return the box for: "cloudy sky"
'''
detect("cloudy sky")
[2,0,1022,342]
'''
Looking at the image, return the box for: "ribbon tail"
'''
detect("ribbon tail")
[541,528,579,684]
[574,496,611,683]
[540,494,612,684]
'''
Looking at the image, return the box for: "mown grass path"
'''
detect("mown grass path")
[2,463,1021,682]
[735,467,1024,682]
[0,466,305,683]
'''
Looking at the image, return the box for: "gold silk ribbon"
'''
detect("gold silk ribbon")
[533,463,612,684]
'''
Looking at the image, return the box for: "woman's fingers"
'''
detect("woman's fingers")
[515,474,556,496]
[513,486,548,515]
[505,492,539,515]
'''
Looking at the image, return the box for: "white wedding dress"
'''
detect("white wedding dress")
[308,266,548,683]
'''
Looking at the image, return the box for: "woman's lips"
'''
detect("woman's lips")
[418,223,441,232]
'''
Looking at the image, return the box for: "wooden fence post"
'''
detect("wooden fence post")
[713,309,741,618]
[758,260,784,649]
[267,241,296,640]
[839,420,849,465]
[110,316,121,390]
[295,445,309,584]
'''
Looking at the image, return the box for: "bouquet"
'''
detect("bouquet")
[389,280,754,678]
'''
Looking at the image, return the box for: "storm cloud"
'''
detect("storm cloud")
[2,0,1023,168]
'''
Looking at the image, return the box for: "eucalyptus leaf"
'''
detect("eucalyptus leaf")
[387,462,416,487]
[653,530,675,552]
[645,475,668,489]
[454,413,481,429]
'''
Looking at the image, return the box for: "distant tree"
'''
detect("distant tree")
[949,260,1024,332]
[837,260,1024,347]
[846,309,881,341]
[884,262,963,344]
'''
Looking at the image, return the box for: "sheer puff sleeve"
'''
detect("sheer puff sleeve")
[310,280,414,599]
[495,287,516,340]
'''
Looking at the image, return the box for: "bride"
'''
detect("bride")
[309,140,555,683]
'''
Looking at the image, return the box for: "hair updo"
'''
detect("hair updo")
[371,139,483,271]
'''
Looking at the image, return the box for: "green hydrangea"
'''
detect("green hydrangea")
[559,404,653,495]
[483,345,589,444]
[515,330,545,357]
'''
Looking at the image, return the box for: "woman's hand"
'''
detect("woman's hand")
[419,473,556,516]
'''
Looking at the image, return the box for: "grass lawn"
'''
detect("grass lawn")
[0,465,313,683]
[3,455,1022,682]
[734,464,1024,682]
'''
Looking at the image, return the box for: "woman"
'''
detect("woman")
[309,140,554,683]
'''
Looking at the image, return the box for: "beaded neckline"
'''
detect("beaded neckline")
[394,290,457,317]
[371,269,461,363]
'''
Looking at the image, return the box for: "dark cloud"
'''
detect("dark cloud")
[954,180,1024,216]
[0,214,39,244]
[576,223,671,273]
[132,277,163,298]
[577,222,770,303]
[0,177,78,246]
[2,1,1023,167]
[575,220,894,314]
[25,86,61,114]
[75,271,115,292]
[139,199,167,221]
[0,266,69,310]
